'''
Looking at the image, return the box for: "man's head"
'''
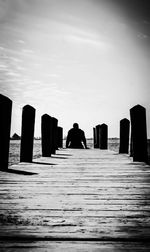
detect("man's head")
[73,123,79,129]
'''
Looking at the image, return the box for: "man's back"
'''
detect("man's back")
[66,123,87,149]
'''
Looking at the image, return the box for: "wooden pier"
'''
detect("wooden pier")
[0,148,150,251]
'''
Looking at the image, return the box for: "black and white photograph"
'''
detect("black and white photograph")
[0,0,150,251]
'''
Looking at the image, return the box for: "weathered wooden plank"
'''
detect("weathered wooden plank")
[0,241,150,252]
[1,197,150,204]
[0,225,150,240]
[1,209,150,218]
[0,214,150,230]
[1,205,150,211]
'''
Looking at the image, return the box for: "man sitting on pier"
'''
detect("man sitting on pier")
[66,123,88,149]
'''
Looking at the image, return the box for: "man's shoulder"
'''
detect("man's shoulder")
[68,128,84,134]
[68,128,74,133]
[79,129,85,135]
[79,128,83,132]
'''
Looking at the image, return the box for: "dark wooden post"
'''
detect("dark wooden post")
[20,105,35,162]
[57,127,63,148]
[51,117,58,154]
[95,125,101,148]
[130,105,148,162]
[0,94,12,170]
[119,118,130,154]
[130,128,133,157]
[99,124,108,149]
[93,127,97,148]
[41,114,53,157]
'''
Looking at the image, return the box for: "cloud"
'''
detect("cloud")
[66,34,111,49]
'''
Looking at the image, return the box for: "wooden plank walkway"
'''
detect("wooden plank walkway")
[0,148,150,251]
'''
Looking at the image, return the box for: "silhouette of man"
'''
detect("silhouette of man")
[66,123,88,149]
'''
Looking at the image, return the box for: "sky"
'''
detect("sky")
[0,0,150,138]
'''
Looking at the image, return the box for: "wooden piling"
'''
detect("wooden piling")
[95,125,100,148]
[99,123,108,149]
[57,126,63,148]
[20,105,35,162]
[51,117,58,154]
[41,114,53,157]
[130,105,148,162]
[93,127,97,148]
[130,129,133,157]
[119,118,130,154]
[0,94,12,170]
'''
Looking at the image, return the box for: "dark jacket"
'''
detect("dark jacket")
[66,128,87,148]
